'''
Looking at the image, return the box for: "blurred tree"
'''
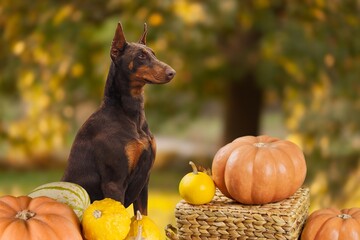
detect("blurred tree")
[1,0,360,207]
[0,0,108,165]
[277,0,360,207]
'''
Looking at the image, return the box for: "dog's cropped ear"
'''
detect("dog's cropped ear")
[111,22,127,61]
[138,23,148,45]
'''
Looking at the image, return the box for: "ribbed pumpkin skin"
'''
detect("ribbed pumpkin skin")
[0,195,82,240]
[212,135,307,204]
[301,208,360,240]
[212,141,239,198]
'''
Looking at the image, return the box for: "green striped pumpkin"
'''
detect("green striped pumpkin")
[28,181,90,221]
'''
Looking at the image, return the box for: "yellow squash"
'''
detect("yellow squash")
[82,198,131,240]
[179,161,215,205]
[126,211,161,240]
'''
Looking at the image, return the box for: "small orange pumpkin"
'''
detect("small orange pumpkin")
[212,135,307,204]
[0,195,82,240]
[301,208,360,240]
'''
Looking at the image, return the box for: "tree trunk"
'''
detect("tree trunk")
[223,75,263,144]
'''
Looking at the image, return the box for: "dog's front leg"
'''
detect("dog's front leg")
[102,181,126,204]
[132,179,149,215]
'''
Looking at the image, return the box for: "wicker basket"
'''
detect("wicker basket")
[168,188,310,240]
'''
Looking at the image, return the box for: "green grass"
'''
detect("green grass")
[0,169,64,195]
[0,168,182,193]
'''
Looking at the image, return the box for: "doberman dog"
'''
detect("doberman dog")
[62,22,175,215]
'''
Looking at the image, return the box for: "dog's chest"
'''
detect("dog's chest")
[124,120,156,172]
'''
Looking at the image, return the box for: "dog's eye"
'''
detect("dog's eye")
[138,53,147,60]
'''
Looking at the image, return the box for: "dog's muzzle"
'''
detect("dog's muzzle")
[165,67,176,81]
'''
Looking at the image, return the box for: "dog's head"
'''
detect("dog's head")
[110,22,176,85]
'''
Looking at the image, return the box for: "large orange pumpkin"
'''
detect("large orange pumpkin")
[212,135,307,204]
[301,208,360,240]
[0,195,82,240]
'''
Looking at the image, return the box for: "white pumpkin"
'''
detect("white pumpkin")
[28,181,90,221]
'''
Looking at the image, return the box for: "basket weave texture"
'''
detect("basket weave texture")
[174,188,310,240]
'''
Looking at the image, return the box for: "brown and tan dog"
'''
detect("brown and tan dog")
[62,22,175,215]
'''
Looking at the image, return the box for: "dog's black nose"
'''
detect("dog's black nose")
[166,68,176,80]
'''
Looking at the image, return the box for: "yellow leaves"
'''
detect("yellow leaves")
[309,171,332,211]
[286,102,305,130]
[58,58,71,76]
[149,13,164,27]
[254,0,270,9]
[71,63,84,77]
[309,165,360,210]
[151,38,167,53]
[34,94,50,114]
[174,0,206,25]
[52,3,82,25]
[286,134,315,155]
[2,2,92,167]
[54,88,65,102]
[280,58,304,82]
[285,79,331,154]
[311,82,325,98]
[324,53,335,68]
[4,15,21,40]
[315,0,325,8]
[342,166,360,208]
[33,47,49,65]
[6,66,69,166]
[311,8,326,21]
[8,123,23,139]
[12,41,25,55]
[53,4,74,26]
[204,56,223,69]
[310,80,328,111]
[18,74,51,116]
[7,113,68,166]
[19,71,35,89]
[319,136,329,156]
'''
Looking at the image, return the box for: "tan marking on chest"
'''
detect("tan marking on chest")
[125,138,150,172]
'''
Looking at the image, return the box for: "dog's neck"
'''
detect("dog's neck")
[103,63,145,119]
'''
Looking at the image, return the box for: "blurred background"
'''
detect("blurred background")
[1,0,360,236]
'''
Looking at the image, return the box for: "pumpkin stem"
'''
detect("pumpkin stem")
[189,161,198,175]
[136,210,143,221]
[254,142,268,148]
[93,209,102,219]
[15,210,36,220]
[337,213,352,219]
